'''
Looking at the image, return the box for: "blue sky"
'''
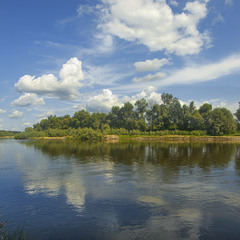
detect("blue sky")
[0,0,240,130]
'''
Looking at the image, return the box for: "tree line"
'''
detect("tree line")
[19,93,239,138]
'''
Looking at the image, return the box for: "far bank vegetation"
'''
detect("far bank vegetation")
[15,93,240,140]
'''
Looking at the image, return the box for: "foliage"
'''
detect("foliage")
[235,108,240,130]
[206,108,237,135]
[14,131,47,139]
[73,128,103,140]
[0,130,20,137]
[14,93,239,139]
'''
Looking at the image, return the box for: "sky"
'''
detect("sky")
[0,0,240,131]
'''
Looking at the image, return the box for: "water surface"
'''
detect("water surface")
[0,139,240,239]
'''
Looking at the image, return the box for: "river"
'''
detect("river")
[0,139,240,239]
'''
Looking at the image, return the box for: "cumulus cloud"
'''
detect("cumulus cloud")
[9,110,23,118]
[85,86,163,112]
[134,58,170,72]
[15,58,85,100]
[132,72,166,83]
[11,93,45,107]
[127,86,163,105]
[36,111,54,119]
[0,109,6,114]
[86,89,122,112]
[99,0,210,55]
[155,53,240,87]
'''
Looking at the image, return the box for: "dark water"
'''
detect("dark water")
[1,139,240,240]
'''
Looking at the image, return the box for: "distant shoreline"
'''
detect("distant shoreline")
[120,135,240,143]
[13,135,240,143]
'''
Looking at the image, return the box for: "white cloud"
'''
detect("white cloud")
[86,63,130,86]
[0,109,6,114]
[85,86,163,113]
[127,86,163,105]
[132,72,166,83]
[225,0,233,5]
[86,89,122,112]
[191,99,239,114]
[35,111,55,122]
[134,58,170,72]
[86,87,238,115]
[15,58,85,100]
[9,110,23,118]
[99,0,210,55]
[73,105,86,110]
[212,13,224,25]
[93,34,114,54]
[11,93,45,107]
[155,53,240,87]
[77,5,95,16]
[169,0,179,7]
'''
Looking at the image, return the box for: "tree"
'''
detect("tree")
[169,97,183,130]
[199,103,212,116]
[206,108,237,135]
[146,104,166,131]
[73,110,91,128]
[235,108,240,123]
[134,98,148,120]
[120,102,134,120]
[161,93,173,108]
[108,106,121,128]
[235,107,240,130]
[188,110,204,130]
[89,112,107,130]
[89,113,101,130]
[180,102,204,131]
[25,127,33,132]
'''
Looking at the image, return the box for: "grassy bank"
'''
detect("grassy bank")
[13,127,240,142]
[119,135,240,143]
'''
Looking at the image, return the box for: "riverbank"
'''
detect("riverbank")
[24,135,240,143]
[119,135,240,143]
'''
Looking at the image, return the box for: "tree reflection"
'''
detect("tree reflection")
[20,140,239,170]
[235,146,240,172]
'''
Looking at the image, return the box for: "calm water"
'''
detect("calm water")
[1,139,240,240]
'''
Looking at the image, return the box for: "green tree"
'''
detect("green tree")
[73,110,91,128]
[188,110,204,130]
[134,98,148,120]
[161,93,173,108]
[234,107,240,130]
[199,103,212,116]
[146,104,166,131]
[206,108,237,135]
[235,108,240,122]
[25,127,33,132]
[108,106,121,128]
